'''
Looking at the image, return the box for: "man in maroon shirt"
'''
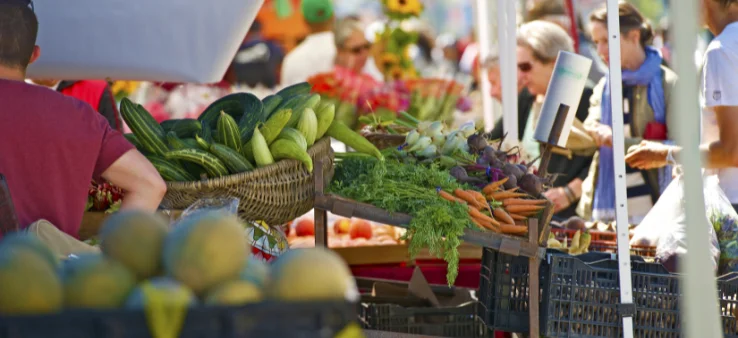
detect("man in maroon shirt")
[0,1,166,237]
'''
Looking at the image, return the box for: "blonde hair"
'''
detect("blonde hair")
[517,20,573,63]
[333,18,364,49]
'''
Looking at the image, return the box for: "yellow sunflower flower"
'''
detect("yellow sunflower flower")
[388,66,406,81]
[386,0,423,16]
[380,53,401,71]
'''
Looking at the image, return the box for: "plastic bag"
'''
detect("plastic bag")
[173,197,240,227]
[630,174,720,272]
[630,176,720,271]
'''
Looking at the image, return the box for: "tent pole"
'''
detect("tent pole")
[475,0,496,132]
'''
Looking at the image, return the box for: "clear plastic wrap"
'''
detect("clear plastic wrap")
[172,197,240,227]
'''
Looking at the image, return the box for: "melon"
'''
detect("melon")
[125,277,196,309]
[268,247,358,301]
[0,245,63,314]
[205,280,262,305]
[99,210,169,280]
[0,231,59,269]
[163,211,248,294]
[239,255,270,288]
[62,253,136,309]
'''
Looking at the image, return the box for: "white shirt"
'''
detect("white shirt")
[701,22,738,203]
[281,32,337,86]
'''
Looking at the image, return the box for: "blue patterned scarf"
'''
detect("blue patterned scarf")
[593,47,666,221]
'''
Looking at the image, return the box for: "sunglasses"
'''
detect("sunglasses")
[345,43,371,55]
[518,62,533,73]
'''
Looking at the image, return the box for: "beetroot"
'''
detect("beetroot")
[503,174,518,190]
[502,163,525,181]
[518,173,545,196]
[467,134,487,154]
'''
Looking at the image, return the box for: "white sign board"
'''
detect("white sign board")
[533,51,592,147]
[26,0,264,83]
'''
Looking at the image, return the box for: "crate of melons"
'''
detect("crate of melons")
[0,211,361,338]
[122,83,383,225]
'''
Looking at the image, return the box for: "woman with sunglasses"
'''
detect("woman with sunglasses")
[511,20,595,218]
[333,18,373,77]
[576,3,678,225]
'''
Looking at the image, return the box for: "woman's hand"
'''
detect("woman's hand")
[544,187,571,213]
[585,123,613,147]
[625,140,674,170]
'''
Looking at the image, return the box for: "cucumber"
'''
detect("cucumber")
[209,143,254,174]
[251,128,274,168]
[217,111,242,152]
[124,133,143,149]
[199,126,214,144]
[260,109,292,145]
[198,93,263,129]
[286,94,321,128]
[164,149,229,178]
[165,133,207,177]
[261,94,283,118]
[170,119,202,138]
[146,155,196,182]
[269,139,313,172]
[166,131,189,150]
[181,138,199,149]
[277,128,308,151]
[238,96,266,144]
[160,119,180,131]
[275,82,312,99]
[314,102,335,139]
[296,108,318,146]
[120,98,168,155]
[195,134,210,151]
[326,121,383,160]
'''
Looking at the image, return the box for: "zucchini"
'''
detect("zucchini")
[146,155,196,182]
[209,143,254,174]
[261,109,292,145]
[261,94,283,118]
[241,141,255,163]
[217,111,242,152]
[326,121,383,160]
[120,98,168,155]
[269,139,313,172]
[277,128,308,151]
[124,133,143,149]
[181,138,199,149]
[286,94,321,128]
[296,108,318,146]
[314,102,335,139]
[200,126,214,144]
[251,128,274,168]
[165,133,207,177]
[160,119,180,131]
[275,82,312,99]
[238,96,266,144]
[198,93,262,129]
[170,119,202,138]
[166,131,189,150]
[195,134,210,151]
[164,149,229,178]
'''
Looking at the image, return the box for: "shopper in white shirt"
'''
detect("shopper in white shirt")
[625,0,738,210]
[280,0,335,86]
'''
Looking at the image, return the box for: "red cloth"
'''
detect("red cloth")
[59,80,122,131]
[0,79,134,238]
[350,259,482,289]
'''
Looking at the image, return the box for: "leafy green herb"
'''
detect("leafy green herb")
[330,156,472,284]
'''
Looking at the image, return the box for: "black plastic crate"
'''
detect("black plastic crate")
[0,302,356,338]
[360,302,488,337]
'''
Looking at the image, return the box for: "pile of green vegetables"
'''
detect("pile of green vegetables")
[330,155,473,284]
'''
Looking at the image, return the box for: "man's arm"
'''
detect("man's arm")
[677,106,738,168]
[101,149,166,211]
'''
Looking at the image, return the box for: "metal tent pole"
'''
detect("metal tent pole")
[498,0,518,143]
[475,0,496,132]
[669,0,723,336]
[603,0,635,336]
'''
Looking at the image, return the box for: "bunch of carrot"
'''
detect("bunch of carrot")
[437,183,543,237]
[478,177,548,236]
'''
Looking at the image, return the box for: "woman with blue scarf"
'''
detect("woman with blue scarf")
[576,3,678,224]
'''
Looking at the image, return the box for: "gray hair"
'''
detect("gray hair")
[333,18,364,49]
[517,20,573,63]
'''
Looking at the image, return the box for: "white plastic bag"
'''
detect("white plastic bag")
[629,174,720,272]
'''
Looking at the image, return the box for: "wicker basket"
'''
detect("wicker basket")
[160,137,335,225]
[364,133,406,150]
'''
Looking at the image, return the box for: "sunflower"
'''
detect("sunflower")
[385,0,423,16]
[380,53,401,72]
[387,66,406,81]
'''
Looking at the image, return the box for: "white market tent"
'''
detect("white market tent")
[26,0,264,83]
[476,0,723,336]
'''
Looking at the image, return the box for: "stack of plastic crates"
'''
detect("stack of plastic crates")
[360,302,488,337]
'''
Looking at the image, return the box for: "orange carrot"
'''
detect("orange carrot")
[500,224,528,235]
[470,218,486,230]
[469,206,497,224]
[510,214,527,221]
[502,198,548,207]
[505,205,546,213]
[467,190,493,213]
[483,177,509,194]
[493,207,515,225]
[504,187,520,192]
[473,213,500,227]
[489,191,528,201]
[455,189,483,209]
[472,216,501,232]
[438,189,465,204]
[516,211,539,217]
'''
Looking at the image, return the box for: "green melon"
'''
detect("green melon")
[62,253,136,309]
[239,255,270,289]
[205,280,262,305]
[99,211,169,280]
[0,245,63,314]
[268,247,358,301]
[0,231,59,269]
[125,277,196,309]
[163,211,248,294]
